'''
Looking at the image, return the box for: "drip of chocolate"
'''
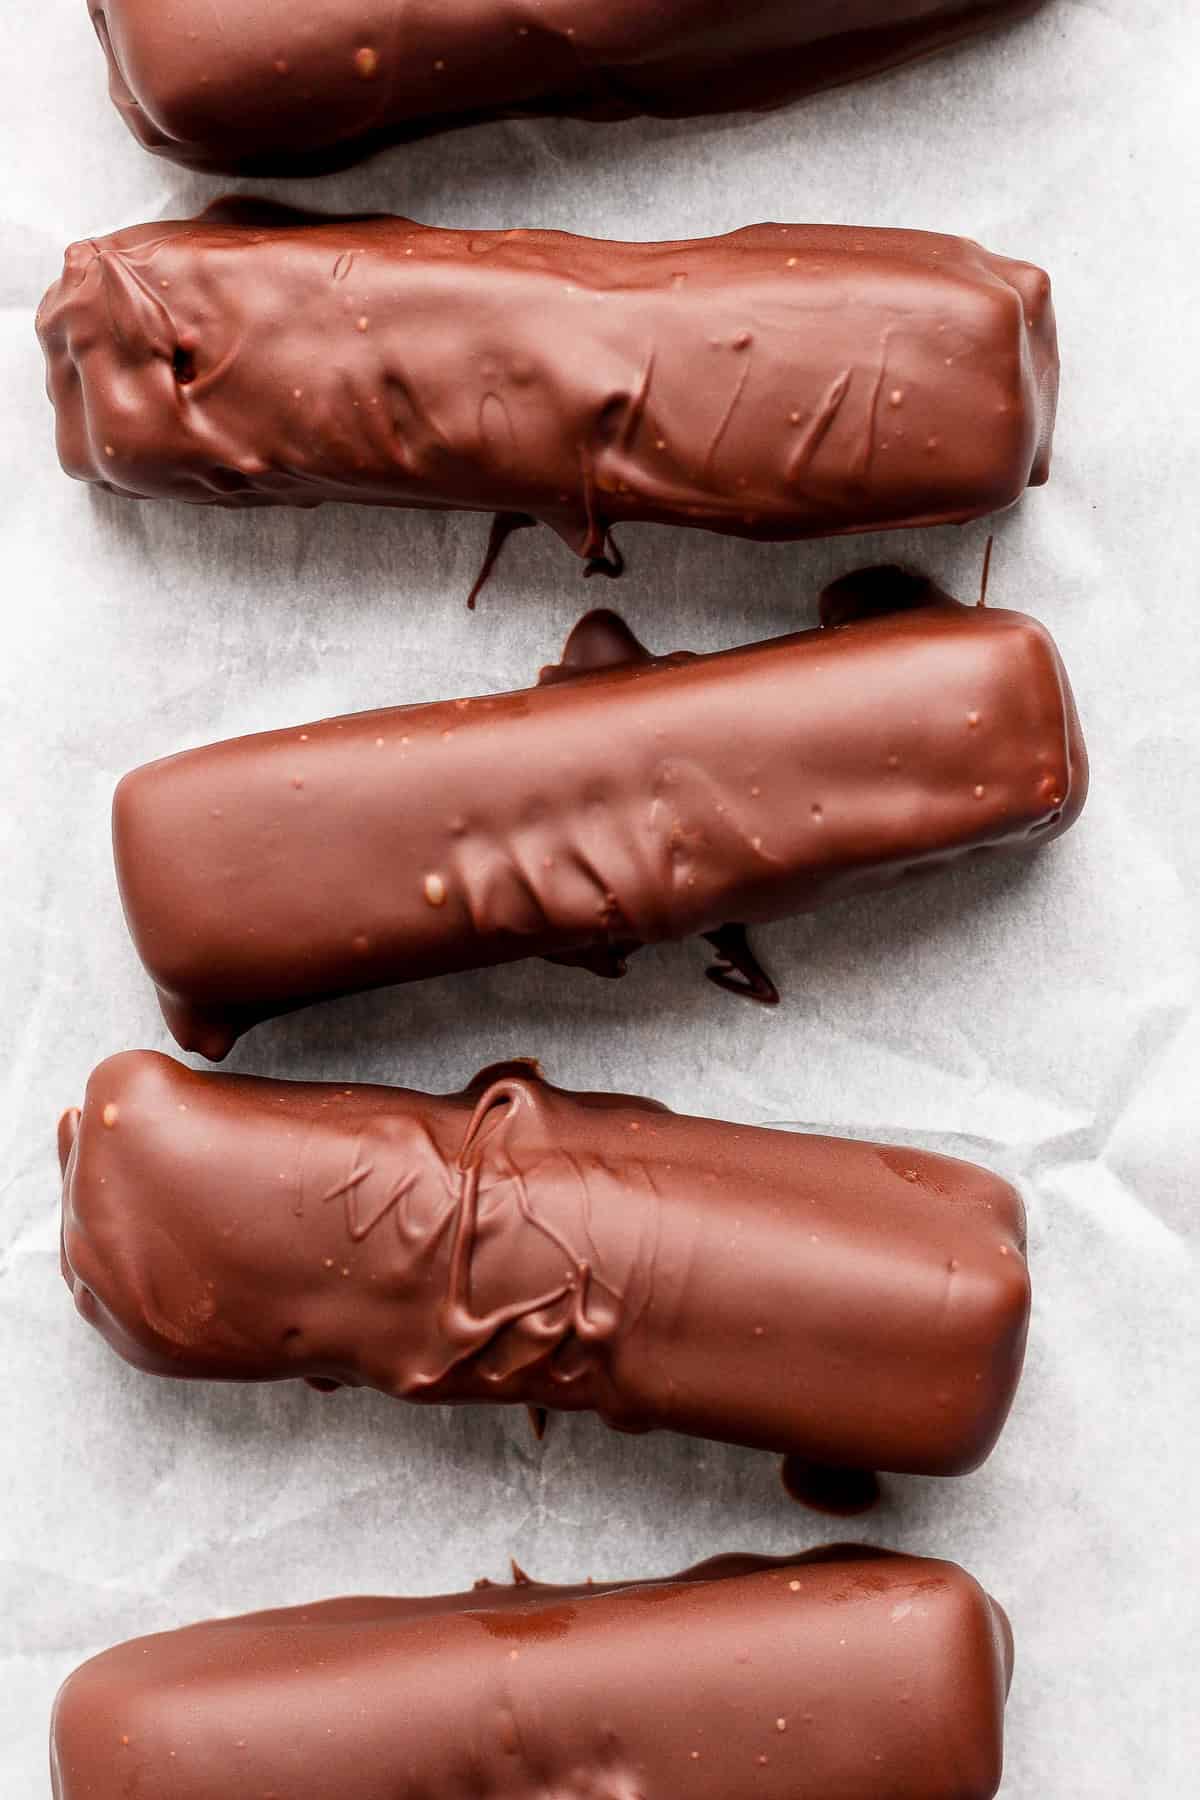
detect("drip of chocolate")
[38,212,1058,554]
[107,573,1086,1061]
[542,941,640,980]
[583,535,626,581]
[467,511,537,610]
[781,1455,883,1518]
[536,609,656,686]
[980,533,996,606]
[702,925,779,1006]
[85,0,1047,176]
[818,564,937,629]
[59,1050,1032,1477]
[50,1549,1014,1800]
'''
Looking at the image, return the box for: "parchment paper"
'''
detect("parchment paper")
[2,2,1197,1792]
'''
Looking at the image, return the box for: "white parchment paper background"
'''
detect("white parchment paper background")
[2,1,1197,1791]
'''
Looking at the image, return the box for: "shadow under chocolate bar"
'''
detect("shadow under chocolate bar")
[87,0,1047,175]
[59,1050,1031,1476]
[37,208,1057,552]
[51,1550,1014,1799]
[110,572,1087,1061]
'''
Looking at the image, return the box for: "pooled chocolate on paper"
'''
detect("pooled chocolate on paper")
[51,1550,1014,1800]
[110,572,1087,1060]
[59,1051,1031,1475]
[87,0,1047,175]
[37,207,1057,552]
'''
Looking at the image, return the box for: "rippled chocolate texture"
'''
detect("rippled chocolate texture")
[111,573,1087,1060]
[87,0,1046,175]
[60,1051,1031,1475]
[37,206,1057,549]
[52,1550,1014,1800]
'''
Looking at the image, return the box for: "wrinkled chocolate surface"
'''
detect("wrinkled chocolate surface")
[37,207,1057,549]
[51,1549,1013,1799]
[59,1051,1031,1475]
[110,576,1086,1059]
[87,1,1046,175]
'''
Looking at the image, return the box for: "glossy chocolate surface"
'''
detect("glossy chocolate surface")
[59,1051,1031,1474]
[51,1550,1013,1800]
[37,208,1057,547]
[110,575,1087,1059]
[88,1,1046,174]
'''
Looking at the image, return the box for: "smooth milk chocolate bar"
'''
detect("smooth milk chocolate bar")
[51,1550,1014,1800]
[59,1050,1031,1475]
[37,208,1057,549]
[110,573,1087,1059]
[88,0,1046,174]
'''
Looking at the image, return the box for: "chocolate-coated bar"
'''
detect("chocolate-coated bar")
[88,0,1046,174]
[59,1051,1031,1475]
[110,572,1087,1060]
[37,208,1057,549]
[51,1551,1014,1800]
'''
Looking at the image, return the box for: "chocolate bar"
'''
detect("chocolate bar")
[59,1050,1031,1475]
[37,208,1057,548]
[51,1550,1014,1800]
[110,572,1087,1059]
[87,0,1046,174]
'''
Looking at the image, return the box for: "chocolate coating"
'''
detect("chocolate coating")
[51,1551,1014,1800]
[110,575,1087,1060]
[37,207,1057,549]
[87,0,1046,175]
[60,1051,1031,1475]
